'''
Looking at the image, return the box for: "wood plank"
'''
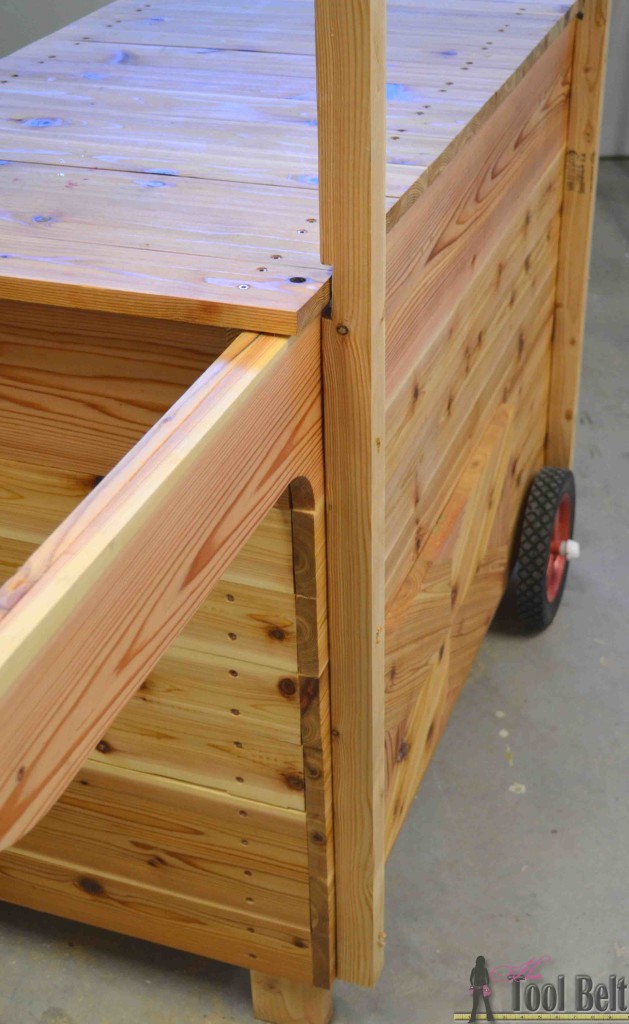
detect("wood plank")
[0,848,313,981]
[140,647,302,744]
[385,404,513,758]
[0,163,324,268]
[0,458,93,546]
[0,235,331,336]
[0,320,323,851]
[385,158,563,487]
[314,0,387,987]
[0,299,234,476]
[251,972,333,1024]
[547,0,611,465]
[386,221,562,600]
[385,27,573,397]
[92,699,306,810]
[170,579,298,673]
[15,762,310,927]
[385,640,451,856]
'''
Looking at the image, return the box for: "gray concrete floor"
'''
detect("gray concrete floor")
[1,159,628,1024]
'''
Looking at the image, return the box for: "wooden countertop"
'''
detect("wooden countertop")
[0,0,574,332]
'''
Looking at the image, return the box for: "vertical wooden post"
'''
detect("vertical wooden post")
[547,0,611,466]
[314,0,387,988]
[251,972,333,1024]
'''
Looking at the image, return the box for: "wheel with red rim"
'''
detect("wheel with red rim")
[516,467,576,632]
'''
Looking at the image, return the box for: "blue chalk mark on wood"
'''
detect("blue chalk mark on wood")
[109,50,132,65]
[386,83,416,101]
[23,118,65,128]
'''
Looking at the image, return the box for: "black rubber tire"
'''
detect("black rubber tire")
[516,467,576,632]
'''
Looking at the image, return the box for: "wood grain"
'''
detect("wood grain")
[14,762,311,927]
[315,0,387,987]
[0,320,323,851]
[0,847,313,980]
[0,0,575,327]
[251,971,333,1024]
[547,0,611,465]
[0,299,234,476]
[291,477,335,987]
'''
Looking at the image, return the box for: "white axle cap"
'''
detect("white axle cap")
[559,539,581,560]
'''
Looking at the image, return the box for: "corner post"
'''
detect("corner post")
[314,0,387,987]
[547,0,611,465]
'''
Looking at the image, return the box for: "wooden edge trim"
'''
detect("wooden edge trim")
[546,0,611,465]
[290,484,335,990]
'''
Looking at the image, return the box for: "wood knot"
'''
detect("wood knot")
[96,740,111,754]
[278,678,296,697]
[306,765,321,781]
[311,831,325,846]
[78,876,105,897]
[293,938,308,948]
[16,766,26,782]
[284,773,305,791]
[269,627,286,641]
[396,741,410,763]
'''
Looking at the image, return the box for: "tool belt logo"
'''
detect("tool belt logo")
[454,956,629,1021]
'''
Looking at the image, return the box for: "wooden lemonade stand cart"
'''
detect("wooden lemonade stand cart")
[0,0,609,1020]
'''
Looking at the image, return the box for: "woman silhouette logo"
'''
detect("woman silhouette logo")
[468,955,495,1022]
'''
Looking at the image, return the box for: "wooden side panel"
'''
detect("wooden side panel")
[0,495,316,976]
[0,848,313,980]
[547,0,611,465]
[383,26,573,852]
[0,352,334,983]
[14,763,311,928]
[385,25,574,602]
[0,300,234,477]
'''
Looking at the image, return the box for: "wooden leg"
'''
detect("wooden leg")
[251,972,333,1024]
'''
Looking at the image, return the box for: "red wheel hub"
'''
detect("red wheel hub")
[546,493,572,602]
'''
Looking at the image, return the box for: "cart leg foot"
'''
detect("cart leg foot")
[251,971,333,1024]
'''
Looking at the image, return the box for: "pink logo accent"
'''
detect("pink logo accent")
[490,955,552,985]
